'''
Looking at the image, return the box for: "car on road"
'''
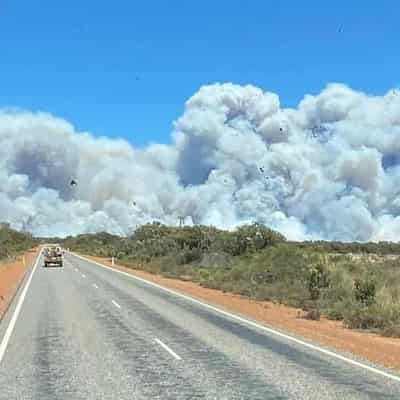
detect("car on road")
[43,245,63,267]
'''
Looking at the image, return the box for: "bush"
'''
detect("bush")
[304,309,321,321]
[382,325,400,337]
[307,259,330,300]
[175,248,202,265]
[354,278,376,306]
[343,304,378,330]
[325,302,348,320]
[252,286,272,302]
[343,291,400,331]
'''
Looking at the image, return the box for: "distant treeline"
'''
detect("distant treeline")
[61,222,400,257]
[61,222,286,259]
[290,240,400,255]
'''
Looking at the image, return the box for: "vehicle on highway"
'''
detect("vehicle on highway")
[43,245,63,267]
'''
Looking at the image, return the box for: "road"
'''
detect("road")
[0,252,400,399]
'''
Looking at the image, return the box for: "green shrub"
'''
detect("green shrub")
[343,303,377,329]
[325,304,346,320]
[382,325,400,337]
[252,286,272,302]
[196,268,211,284]
[343,291,400,331]
[354,277,376,306]
[307,260,330,300]
[176,248,202,265]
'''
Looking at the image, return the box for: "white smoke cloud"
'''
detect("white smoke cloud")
[1,82,400,241]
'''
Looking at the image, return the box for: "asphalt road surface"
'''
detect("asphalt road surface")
[1,252,400,399]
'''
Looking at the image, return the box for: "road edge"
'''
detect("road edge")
[0,248,40,325]
[0,249,42,365]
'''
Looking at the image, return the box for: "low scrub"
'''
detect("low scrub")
[0,224,39,261]
[61,222,400,337]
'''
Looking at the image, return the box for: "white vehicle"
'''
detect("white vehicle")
[43,244,63,267]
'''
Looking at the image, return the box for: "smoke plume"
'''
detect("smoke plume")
[1,83,400,241]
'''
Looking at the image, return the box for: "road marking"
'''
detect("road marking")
[81,274,86,278]
[93,283,99,289]
[155,338,182,360]
[75,268,78,272]
[70,253,400,382]
[0,250,42,365]
[112,300,121,309]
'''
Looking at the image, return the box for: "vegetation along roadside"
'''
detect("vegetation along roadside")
[62,222,400,338]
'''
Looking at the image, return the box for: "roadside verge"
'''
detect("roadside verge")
[0,248,40,322]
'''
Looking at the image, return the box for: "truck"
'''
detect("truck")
[44,245,63,267]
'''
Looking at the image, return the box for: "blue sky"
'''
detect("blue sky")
[1,0,399,147]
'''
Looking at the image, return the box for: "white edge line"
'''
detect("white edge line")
[111,300,121,309]
[70,252,400,383]
[0,250,42,365]
[155,338,182,360]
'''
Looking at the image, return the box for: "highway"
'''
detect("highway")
[0,252,400,399]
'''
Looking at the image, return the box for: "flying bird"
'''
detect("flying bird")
[280,127,288,135]
[311,125,322,138]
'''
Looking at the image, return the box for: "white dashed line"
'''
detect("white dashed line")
[154,338,182,360]
[81,274,86,278]
[93,283,99,289]
[112,300,121,309]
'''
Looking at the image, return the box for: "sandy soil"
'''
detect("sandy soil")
[86,254,400,371]
[0,248,39,321]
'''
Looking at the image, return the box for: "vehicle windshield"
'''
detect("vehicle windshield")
[1,1,400,399]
